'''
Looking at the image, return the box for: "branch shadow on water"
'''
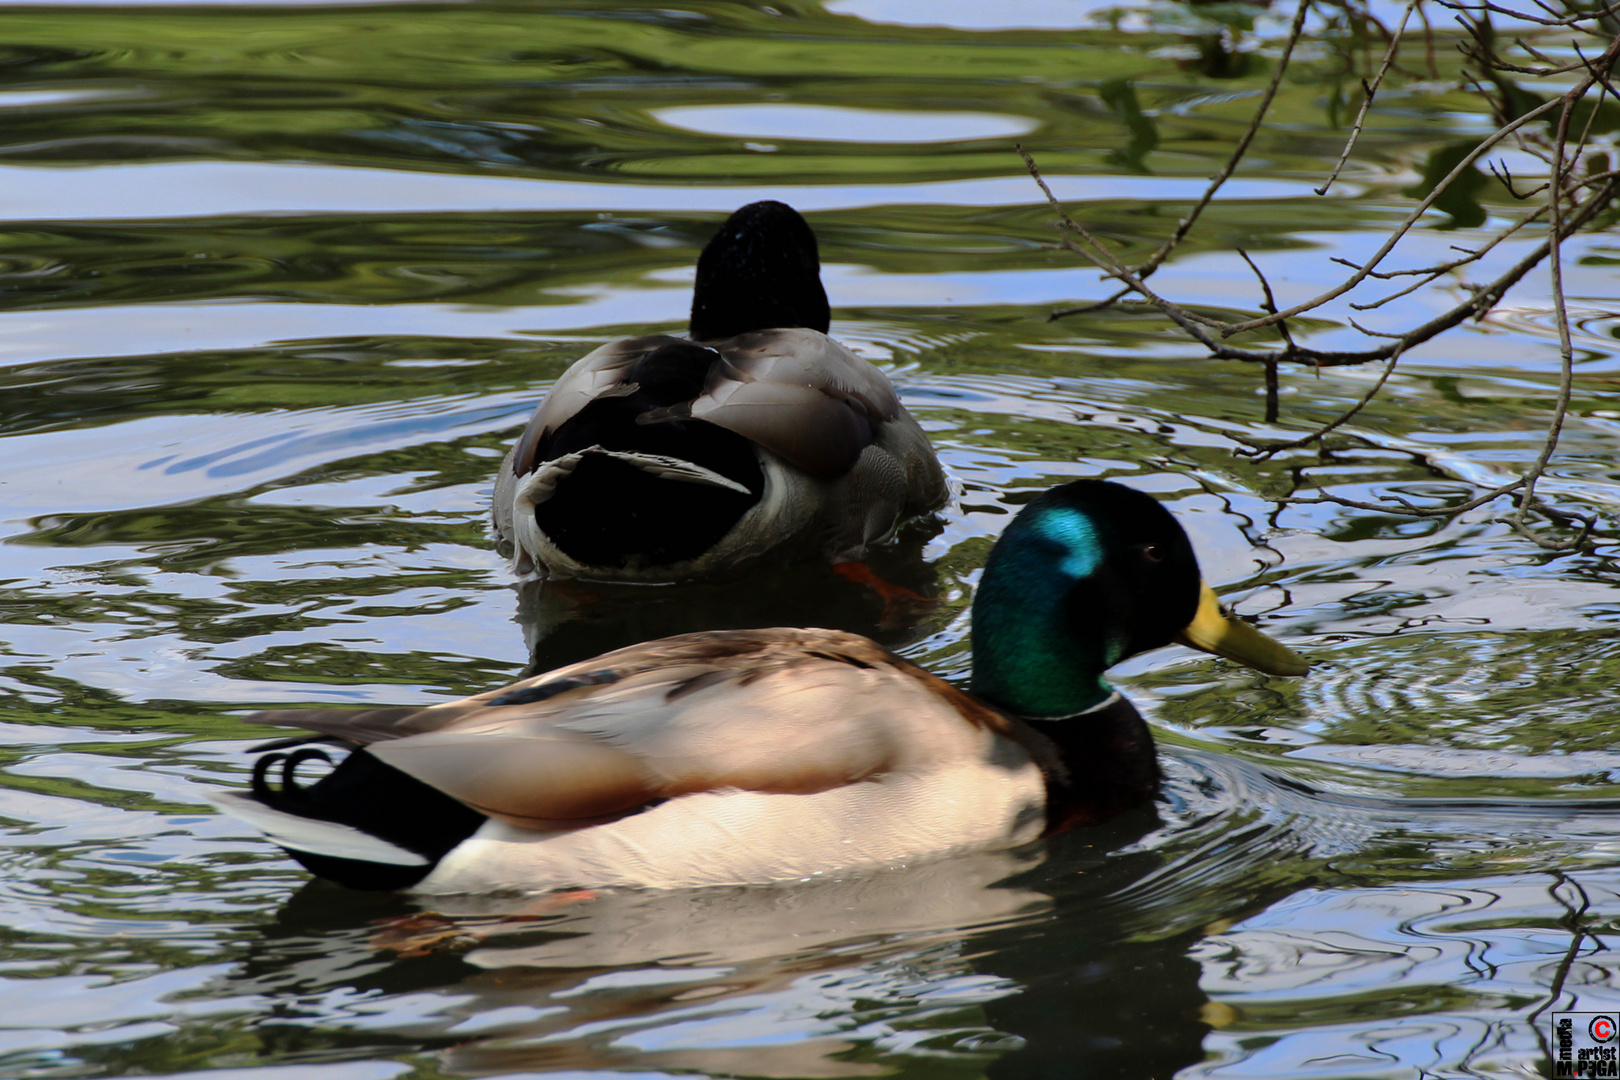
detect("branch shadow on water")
[1402,142,1489,231]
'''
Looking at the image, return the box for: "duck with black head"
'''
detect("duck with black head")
[492,200,948,582]
[212,479,1308,894]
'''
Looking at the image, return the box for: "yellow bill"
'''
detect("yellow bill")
[1172,582,1310,677]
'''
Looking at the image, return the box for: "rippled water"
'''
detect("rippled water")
[2,1,1619,1077]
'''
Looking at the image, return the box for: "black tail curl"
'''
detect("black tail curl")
[247,745,486,891]
[251,748,334,810]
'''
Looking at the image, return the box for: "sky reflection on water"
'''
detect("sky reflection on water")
[1,0,1619,1077]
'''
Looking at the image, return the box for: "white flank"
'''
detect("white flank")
[413,760,1046,895]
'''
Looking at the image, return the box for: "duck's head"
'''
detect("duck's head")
[970,480,1308,719]
[689,200,831,341]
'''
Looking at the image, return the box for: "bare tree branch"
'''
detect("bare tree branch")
[1219,92,1570,335]
[1050,0,1313,320]
[1032,4,1620,544]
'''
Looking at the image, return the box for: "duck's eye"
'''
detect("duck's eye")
[1140,543,1163,564]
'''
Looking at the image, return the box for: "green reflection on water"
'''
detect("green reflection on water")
[0,1,1615,1078]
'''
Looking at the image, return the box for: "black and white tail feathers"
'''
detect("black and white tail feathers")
[210,746,485,891]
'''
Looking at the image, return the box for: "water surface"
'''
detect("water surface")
[1,2,1618,1078]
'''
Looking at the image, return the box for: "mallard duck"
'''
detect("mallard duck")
[211,479,1308,894]
[492,200,948,581]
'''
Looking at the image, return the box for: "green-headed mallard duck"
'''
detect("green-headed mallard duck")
[211,480,1307,894]
[492,200,948,581]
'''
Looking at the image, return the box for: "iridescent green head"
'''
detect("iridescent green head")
[969,480,1307,719]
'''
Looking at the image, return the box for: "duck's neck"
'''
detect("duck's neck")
[1022,694,1162,830]
[970,601,1113,718]
[969,526,1120,719]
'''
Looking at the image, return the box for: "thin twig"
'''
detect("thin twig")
[1237,348,1405,459]
[1508,493,1599,549]
[1318,0,1419,195]
[1348,317,1407,338]
[1440,0,1620,25]
[1023,147,1232,352]
[1513,87,1580,527]
[1515,36,1559,65]
[1420,0,1441,76]
[1236,249,1294,348]
[1577,40,1620,105]
[1488,160,1546,200]
[1050,286,1133,320]
[1221,92,1570,335]
[1478,54,1594,73]
[1238,249,1292,421]
[1505,497,1598,549]
[1351,204,1547,310]
[1563,58,1608,187]
[1134,0,1310,277]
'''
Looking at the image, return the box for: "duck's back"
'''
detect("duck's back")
[493,329,947,580]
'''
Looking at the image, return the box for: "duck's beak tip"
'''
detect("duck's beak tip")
[1174,581,1310,678]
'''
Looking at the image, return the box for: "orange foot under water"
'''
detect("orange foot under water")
[832,561,938,628]
[370,890,599,956]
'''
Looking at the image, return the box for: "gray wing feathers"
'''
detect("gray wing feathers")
[368,728,652,825]
[690,329,898,478]
[503,335,682,481]
[695,330,947,547]
[526,336,676,449]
